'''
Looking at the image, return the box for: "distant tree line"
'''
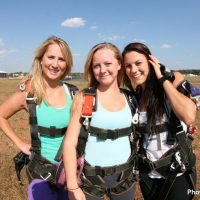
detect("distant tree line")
[174,69,200,75]
[7,70,200,79]
[71,73,84,80]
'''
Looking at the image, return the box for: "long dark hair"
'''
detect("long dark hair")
[122,42,165,135]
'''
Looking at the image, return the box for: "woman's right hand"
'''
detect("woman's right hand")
[20,143,31,155]
[68,188,86,200]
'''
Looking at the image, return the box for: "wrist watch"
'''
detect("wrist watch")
[158,64,175,86]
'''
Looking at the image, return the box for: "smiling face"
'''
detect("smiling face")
[41,43,67,82]
[124,51,150,89]
[92,48,121,87]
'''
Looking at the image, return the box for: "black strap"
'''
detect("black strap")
[142,153,174,172]
[84,154,135,177]
[120,88,137,116]
[137,123,168,134]
[89,126,133,140]
[54,136,65,161]
[64,82,79,99]
[27,96,40,154]
[38,126,67,137]
[176,80,191,97]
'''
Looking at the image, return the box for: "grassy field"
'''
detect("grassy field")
[0,77,199,200]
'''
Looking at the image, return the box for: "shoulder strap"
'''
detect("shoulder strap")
[81,87,97,129]
[63,82,79,99]
[120,88,137,115]
[19,81,41,154]
[77,87,97,156]
[26,93,41,154]
[177,80,200,109]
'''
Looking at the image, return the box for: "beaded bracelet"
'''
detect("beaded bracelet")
[66,186,80,191]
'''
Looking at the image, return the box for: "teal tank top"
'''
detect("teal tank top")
[36,84,72,163]
[85,94,132,167]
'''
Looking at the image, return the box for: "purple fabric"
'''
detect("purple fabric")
[190,83,200,96]
[28,179,68,200]
[77,154,85,186]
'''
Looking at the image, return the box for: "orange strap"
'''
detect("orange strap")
[82,95,94,116]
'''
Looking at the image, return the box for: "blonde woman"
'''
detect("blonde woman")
[0,36,77,199]
[63,43,136,200]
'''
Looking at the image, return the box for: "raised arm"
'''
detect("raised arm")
[149,55,196,126]
[0,91,31,154]
[63,91,86,200]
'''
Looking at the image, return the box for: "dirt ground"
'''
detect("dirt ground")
[0,78,200,200]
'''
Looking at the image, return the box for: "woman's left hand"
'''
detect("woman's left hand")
[148,55,163,80]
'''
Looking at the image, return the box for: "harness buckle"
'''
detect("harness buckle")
[112,129,120,140]
[40,172,52,180]
[98,130,107,140]
[104,166,116,176]
[170,151,186,172]
[148,161,156,170]
[82,117,91,130]
[95,166,116,176]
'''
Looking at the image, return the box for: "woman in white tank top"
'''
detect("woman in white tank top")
[122,42,197,200]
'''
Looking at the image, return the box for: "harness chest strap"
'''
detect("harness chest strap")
[77,87,137,184]
[26,82,78,158]
[137,122,168,135]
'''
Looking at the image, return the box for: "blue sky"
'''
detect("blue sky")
[0,0,200,73]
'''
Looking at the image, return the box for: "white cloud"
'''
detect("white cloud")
[107,35,121,41]
[133,38,146,43]
[161,44,172,49]
[61,17,86,28]
[98,33,122,41]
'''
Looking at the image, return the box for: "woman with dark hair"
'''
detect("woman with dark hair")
[122,42,197,200]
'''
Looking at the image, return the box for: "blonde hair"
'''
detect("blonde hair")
[84,42,123,87]
[22,36,73,104]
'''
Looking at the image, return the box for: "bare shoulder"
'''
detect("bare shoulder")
[173,71,185,87]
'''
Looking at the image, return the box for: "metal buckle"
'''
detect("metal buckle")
[40,172,51,180]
